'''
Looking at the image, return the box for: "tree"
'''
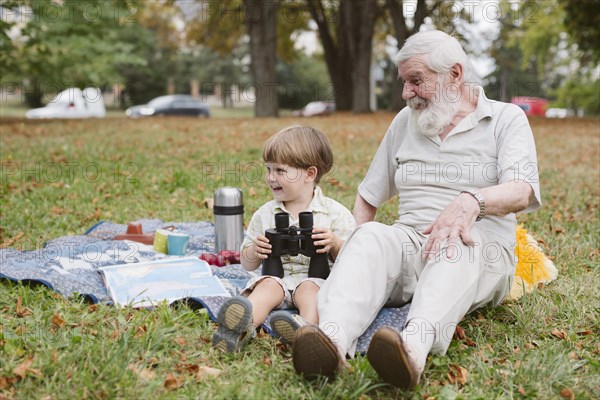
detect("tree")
[384,0,471,110]
[305,0,379,113]
[186,0,300,117]
[6,0,147,107]
[490,0,599,115]
[277,52,332,110]
[117,1,189,107]
[244,0,279,117]
[559,0,600,64]
[484,1,544,102]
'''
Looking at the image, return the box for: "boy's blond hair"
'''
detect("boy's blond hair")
[263,126,334,183]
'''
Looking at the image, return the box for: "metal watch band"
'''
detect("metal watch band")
[461,190,486,221]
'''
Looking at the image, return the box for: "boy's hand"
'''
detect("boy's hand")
[251,234,271,260]
[311,227,342,255]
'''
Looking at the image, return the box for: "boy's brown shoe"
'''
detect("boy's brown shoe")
[367,327,423,390]
[292,325,344,379]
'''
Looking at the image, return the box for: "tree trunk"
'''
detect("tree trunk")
[244,0,278,117]
[24,78,44,108]
[344,0,377,114]
[387,0,428,111]
[305,0,353,111]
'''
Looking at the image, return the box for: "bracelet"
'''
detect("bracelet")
[460,190,486,221]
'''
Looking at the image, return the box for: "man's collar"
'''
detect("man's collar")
[472,85,493,121]
[271,186,328,215]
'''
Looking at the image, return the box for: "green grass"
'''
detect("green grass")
[1,114,599,399]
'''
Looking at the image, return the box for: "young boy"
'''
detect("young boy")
[212,125,356,352]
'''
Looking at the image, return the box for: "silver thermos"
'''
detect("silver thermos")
[213,187,244,252]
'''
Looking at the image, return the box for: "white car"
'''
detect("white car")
[545,108,569,118]
[26,88,106,119]
[292,101,335,117]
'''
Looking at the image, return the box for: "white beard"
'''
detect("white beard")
[407,86,460,139]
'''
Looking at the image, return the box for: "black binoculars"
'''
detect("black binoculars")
[262,212,330,280]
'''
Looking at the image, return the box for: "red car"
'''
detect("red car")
[511,97,548,117]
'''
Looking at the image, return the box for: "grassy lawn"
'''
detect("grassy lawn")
[1,114,598,399]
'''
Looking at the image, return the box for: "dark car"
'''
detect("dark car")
[125,95,210,118]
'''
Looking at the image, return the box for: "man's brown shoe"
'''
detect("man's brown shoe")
[292,325,344,379]
[367,327,423,390]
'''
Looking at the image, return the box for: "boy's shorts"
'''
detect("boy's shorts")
[242,275,326,309]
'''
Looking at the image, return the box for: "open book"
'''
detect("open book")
[99,257,230,308]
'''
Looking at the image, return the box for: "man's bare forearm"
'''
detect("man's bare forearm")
[480,181,534,216]
[353,194,377,225]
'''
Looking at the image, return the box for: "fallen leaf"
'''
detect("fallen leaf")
[256,328,268,338]
[51,206,68,215]
[262,357,272,367]
[134,325,147,338]
[202,197,214,209]
[195,366,222,381]
[174,337,187,346]
[0,231,24,248]
[12,357,34,379]
[198,336,211,345]
[127,364,156,381]
[111,329,122,340]
[551,328,567,340]
[0,376,18,389]
[559,387,574,400]
[51,313,65,328]
[87,304,97,313]
[163,374,180,390]
[15,297,31,317]
[518,385,527,396]
[447,364,469,385]
[326,178,340,186]
[176,363,199,375]
[190,198,204,207]
[454,326,466,340]
[525,342,539,349]
[248,187,257,196]
[576,329,592,336]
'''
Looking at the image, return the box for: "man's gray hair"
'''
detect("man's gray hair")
[394,30,479,84]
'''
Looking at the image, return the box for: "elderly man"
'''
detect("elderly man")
[290,30,541,389]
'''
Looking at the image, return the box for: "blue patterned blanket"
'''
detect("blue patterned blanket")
[0,219,409,353]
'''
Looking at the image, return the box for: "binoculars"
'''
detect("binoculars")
[262,212,330,280]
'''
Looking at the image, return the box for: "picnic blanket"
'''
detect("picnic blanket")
[0,219,409,354]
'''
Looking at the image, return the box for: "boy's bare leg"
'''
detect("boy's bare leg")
[247,278,286,326]
[294,280,319,324]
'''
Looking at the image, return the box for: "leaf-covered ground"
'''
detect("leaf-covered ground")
[1,114,598,399]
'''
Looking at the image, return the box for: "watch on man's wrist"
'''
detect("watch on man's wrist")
[461,190,486,221]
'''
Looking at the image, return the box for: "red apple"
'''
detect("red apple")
[217,250,240,265]
[230,251,241,264]
[215,254,227,267]
[199,253,218,266]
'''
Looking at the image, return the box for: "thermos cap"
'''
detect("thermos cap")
[214,187,243,207]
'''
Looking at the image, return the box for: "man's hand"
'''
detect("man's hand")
[421,193,480,261]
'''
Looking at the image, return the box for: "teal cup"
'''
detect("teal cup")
[167,232,190,256]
